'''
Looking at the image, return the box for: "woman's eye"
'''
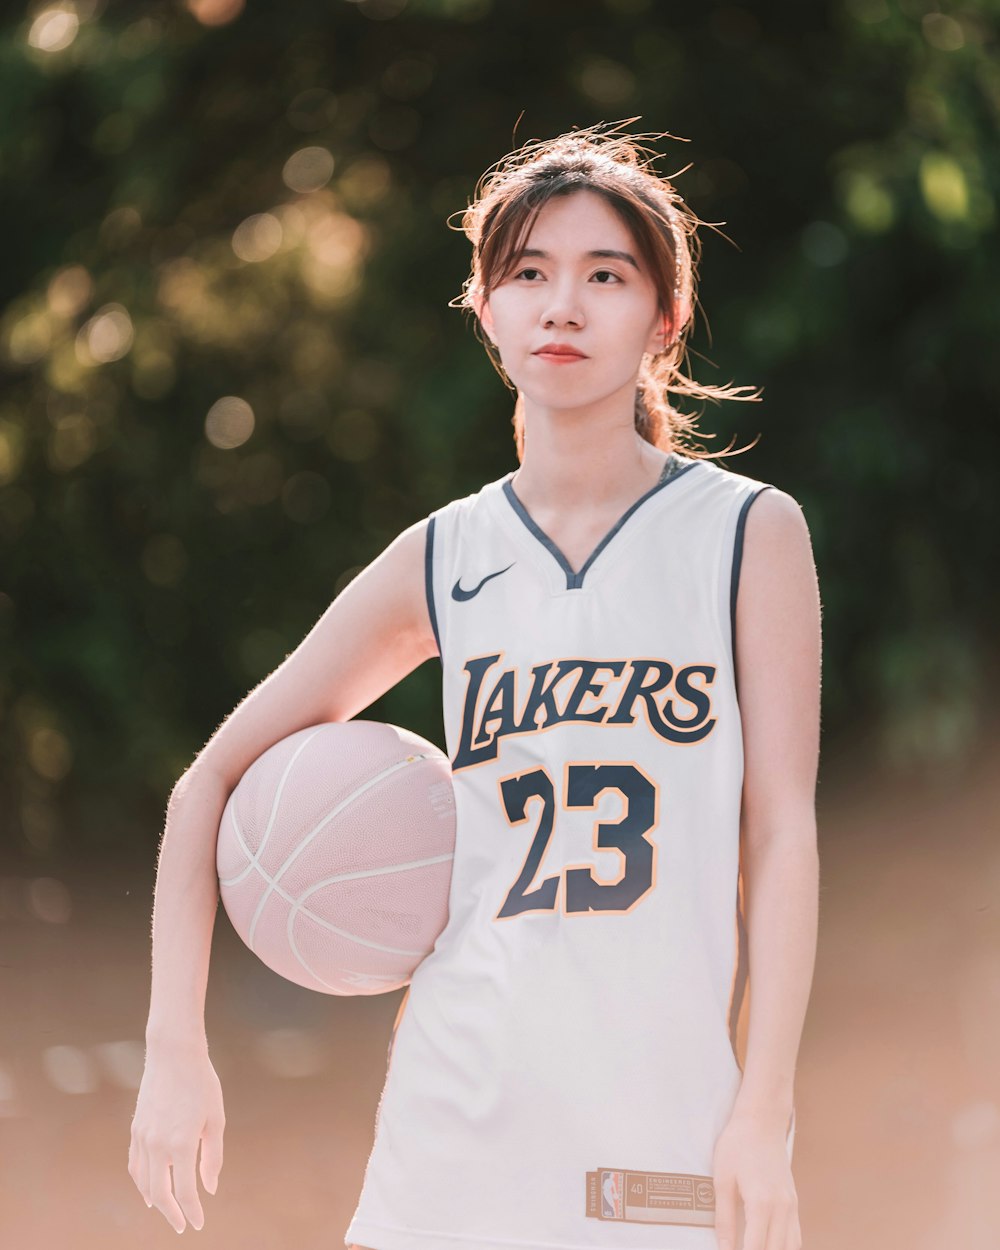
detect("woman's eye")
[511,268,622,284]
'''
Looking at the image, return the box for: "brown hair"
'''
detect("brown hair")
[449,119,761,464]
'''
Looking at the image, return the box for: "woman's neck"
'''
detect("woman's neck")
[511,399,669,514]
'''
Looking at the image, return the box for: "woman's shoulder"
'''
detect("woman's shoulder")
[671,456,812,548]
[679,453,770,491]
[679,453,806,509]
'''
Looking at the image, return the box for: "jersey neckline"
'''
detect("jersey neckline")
[499,454,700,590]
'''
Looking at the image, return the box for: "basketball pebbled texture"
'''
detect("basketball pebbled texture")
[216,720,456,995]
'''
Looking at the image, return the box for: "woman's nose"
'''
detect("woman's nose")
[540,281,585,329]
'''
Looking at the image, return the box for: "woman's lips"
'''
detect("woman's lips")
[533,350,588,364]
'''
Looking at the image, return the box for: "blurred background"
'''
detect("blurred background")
[1,0,998,1246]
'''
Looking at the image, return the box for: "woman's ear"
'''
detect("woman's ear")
[473,291,496,345]
[646,312,673,356]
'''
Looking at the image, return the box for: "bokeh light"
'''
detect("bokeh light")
[47,265,93,318]
[205,395,255,450]
[231,212,284,263]
[76,304,135,366]
[252,1027,330,1079]
[183,0,246,27]
[282,145,336,195]
[42,1045,98,1095]
[27,876,72,924]
[27,3,81,53]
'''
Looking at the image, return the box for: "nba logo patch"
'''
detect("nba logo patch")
[600,1170,624,1219]
[586,1164,718,1227]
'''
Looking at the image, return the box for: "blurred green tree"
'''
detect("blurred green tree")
[0,0,996,856]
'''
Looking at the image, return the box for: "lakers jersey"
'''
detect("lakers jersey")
[345,453,795,1250]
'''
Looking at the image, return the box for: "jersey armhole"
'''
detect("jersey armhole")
[425,513,442,658]
[730,485,774,693]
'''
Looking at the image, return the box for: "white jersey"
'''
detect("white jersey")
[345,453,795,1250]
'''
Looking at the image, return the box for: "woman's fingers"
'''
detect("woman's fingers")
[744,1193,800,1250]
[137,1145,151,1207]
[713,1167,740,1250]
[199,1116,224,1195]
[171,1142,206,1231]
[148,1149,188,1233]
[712,1115,801,1250]
[127,1130,143,1205]
[785,1205,803,1250]
[741,1195,770,1250]
[128,1049,225,1230]
[128,1118,148,1204]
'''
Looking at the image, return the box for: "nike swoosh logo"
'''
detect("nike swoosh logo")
[451,561,516,602]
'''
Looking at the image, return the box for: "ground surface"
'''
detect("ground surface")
[2,729,998,1249]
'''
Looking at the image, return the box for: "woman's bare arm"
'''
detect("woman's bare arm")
[730,488,821,1126]
[146,514,438,1044]
[711,487,821,1250]
[132,516,437,1232]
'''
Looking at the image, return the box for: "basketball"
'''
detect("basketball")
[215,720,456,996]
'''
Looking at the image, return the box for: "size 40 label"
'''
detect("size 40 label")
[585,1167,716,1227]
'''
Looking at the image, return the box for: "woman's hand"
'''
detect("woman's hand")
[128,1039,226,1234]
[712,1111,801,1250]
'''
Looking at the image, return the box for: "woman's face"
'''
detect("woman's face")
[476,189,667,412]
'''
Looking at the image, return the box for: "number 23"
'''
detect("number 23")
[496,762,657,918]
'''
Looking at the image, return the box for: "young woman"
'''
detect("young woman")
[129,122,820,1250]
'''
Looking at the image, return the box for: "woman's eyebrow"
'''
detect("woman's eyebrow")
[519,247,640,271]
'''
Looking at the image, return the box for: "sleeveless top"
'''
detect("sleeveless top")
[345,453,795,1250]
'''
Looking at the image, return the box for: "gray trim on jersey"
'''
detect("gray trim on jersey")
[656,451,690,486]
[501,453,699,590]
[425,514,441,656]
[729,485,774,688]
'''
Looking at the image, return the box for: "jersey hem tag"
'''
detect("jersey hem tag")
[585,1166,716,1227]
